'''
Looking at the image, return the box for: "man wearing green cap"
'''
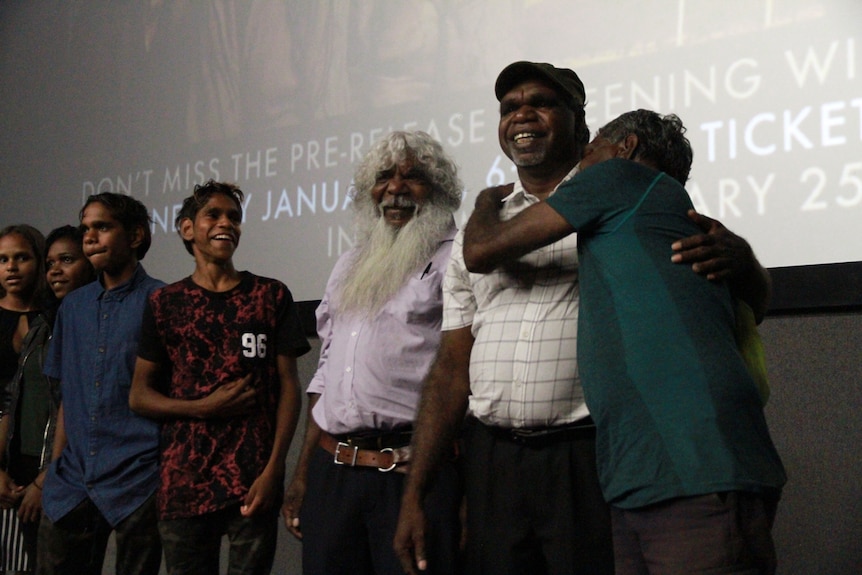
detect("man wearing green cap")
[395,62,771,575]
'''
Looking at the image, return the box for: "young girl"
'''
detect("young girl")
[0,224,46,574]
[0,225,45,382]
[0,225,93,574]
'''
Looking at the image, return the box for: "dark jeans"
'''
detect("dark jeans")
[158,503,279,575]
[463,420,614,575]
[35,494,162,575]
[612,491,779,575]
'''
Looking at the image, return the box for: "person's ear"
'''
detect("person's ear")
[129,225,145,250]
[179,218,194,243]
[617,134,639,159]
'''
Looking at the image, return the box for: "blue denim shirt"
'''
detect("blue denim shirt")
[43,265,165,527]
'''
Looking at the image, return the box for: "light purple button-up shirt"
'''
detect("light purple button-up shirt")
[308,225,455,434]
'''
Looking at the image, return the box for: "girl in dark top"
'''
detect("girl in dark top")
[0,224,46,574]
[0,225,93,573]
[0,225,46,383]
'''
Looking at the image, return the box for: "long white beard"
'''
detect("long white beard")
[335,201,453,316]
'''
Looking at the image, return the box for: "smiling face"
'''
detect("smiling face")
[498,78,578,170]
[369,156,432,229]
[180,192,242,262]
[46,236,94,299]
[0,233,39,302]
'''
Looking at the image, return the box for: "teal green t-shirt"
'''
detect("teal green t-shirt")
[545,159,785,509]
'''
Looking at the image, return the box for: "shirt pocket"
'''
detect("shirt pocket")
[403,270,443,325]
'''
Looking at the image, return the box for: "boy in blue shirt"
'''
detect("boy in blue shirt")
[39,192,164,575]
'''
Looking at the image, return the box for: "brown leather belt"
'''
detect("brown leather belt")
[318,430,411,473]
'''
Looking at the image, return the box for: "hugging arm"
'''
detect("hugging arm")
[672,210,772,322]
[463,186,574,273]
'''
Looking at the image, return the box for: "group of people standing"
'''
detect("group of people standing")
[0,186,310,575]
[0,58,786,575]
[287,61,785,575]
[0,223,95,574]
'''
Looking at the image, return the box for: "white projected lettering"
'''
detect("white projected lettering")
[289,111,487,175]
[687,174,774,219]
[784,39,855,86]
[162,160,222,194]
[801,162,862,211]
[327,225,355,259]
[3,1,861,298]
[81,170,155,204]
[597,58,762,121]
[260,181,351,221]
[698,98,861,163]
[231,148,278,180]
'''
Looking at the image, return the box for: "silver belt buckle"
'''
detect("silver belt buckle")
[378,447,396,472]
[334,441,358,466]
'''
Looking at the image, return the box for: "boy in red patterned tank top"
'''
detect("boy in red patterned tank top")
[131,180,310,575]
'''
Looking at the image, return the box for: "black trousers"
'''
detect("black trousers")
[300,446,462,575]
[463,420,614,575]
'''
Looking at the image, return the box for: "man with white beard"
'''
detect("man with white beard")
[282,131,463,575]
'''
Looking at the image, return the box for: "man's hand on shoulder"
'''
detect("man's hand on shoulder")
[671,209,748,281]
[473,183,513,212]
[672,209,771,321]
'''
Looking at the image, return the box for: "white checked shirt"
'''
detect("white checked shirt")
[443,170,589,428]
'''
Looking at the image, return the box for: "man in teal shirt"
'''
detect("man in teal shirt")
[463,109,786,575]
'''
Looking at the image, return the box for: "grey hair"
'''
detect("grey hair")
[598,110,693,185]
[352,131,462,212]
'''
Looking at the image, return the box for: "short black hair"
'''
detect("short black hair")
[46,224,84,252]
[80,192,153,260]
[45,224,96,286]
[175,180,244,255]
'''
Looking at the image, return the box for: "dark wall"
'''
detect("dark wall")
[760,311,862,574]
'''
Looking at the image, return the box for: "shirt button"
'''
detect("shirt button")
[345,367,352,373]
[351,331,357,337]
[98,347,105,353]
[94,381,101,387]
